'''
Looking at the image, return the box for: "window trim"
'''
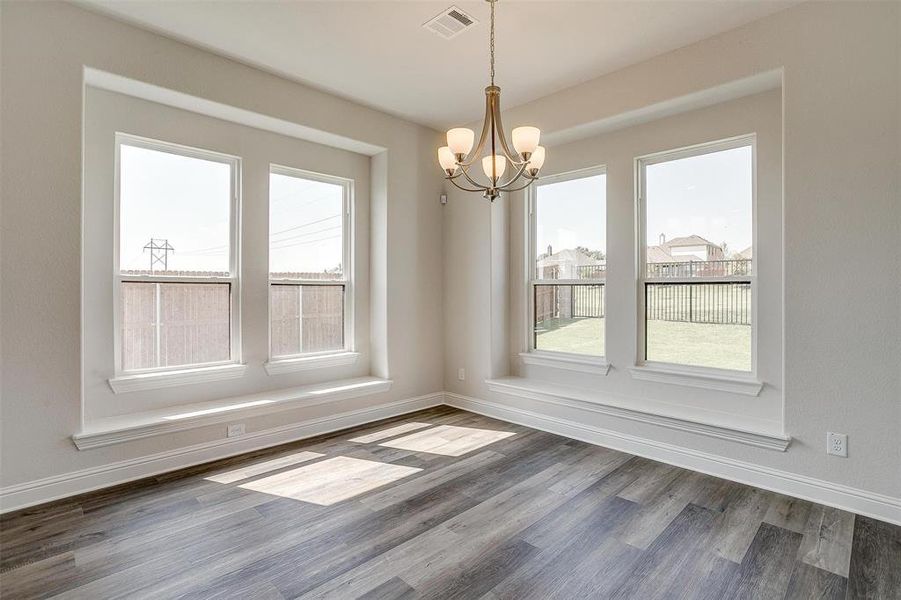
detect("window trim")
[111,133,243,381]
[266,164,354,367]
[524,165,608,367]
[635,133,758,380]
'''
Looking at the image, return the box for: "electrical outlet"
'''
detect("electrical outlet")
[826,432,847,457]
[227,423,246,438]
[457,368,465,381]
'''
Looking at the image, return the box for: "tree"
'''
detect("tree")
[575,245,606,261]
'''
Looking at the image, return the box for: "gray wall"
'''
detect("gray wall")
[444,1,901,499]
[0,1,445,488]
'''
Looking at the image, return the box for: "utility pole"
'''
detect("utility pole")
[144,238,175,272]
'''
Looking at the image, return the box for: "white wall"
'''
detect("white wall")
[445,1,900,500]
[0,1,444,490]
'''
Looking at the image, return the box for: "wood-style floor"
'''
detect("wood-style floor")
[2,407,899,599]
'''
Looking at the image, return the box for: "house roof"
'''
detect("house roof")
[538,248,602,266]
[663,235,716,248]
[646,246,694,263]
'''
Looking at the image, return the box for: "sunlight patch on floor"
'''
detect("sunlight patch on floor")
[205,451,325,484]
[238,456,422,505]
[379,424,516,456]
[349,422,433,444]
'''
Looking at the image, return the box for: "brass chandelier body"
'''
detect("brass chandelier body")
[437,0,546,201]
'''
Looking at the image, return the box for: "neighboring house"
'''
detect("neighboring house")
[537,246,604,279]
[735,246,753,260]
[646,234,725,263]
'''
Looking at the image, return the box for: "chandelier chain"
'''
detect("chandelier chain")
[489,0,495,85]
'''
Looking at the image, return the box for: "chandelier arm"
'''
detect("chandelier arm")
[446,176,487,194]
[492,160,531,190]
[490,93,525,165]
[457,163,492,190]
[457,93,493,168]
[496,176,540,194]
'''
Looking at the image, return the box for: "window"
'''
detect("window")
[638,136,754,372]
[269,166,351,359]
[528,168,607,358]
[115,135,240,373]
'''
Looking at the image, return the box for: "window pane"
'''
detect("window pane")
[119,144,231,275]
[270,172,344,280]
[270,284,344,357]
[534,284,604,356]
[159,283,231,367]
[643,143,753,371]
[646,283,752,371]
[121,282,157,371]
[120,282,230,371]
[535,174,606,280]
[645,145,752,277]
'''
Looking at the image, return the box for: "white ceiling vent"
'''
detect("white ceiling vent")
[423,6,478,40]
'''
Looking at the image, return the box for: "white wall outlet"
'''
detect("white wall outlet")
[457,368,465,381]
[227,423,246,438]
[826,432,847,457]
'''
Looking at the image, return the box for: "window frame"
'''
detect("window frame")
[266,164,354,364]
[112,133,243,377]
[524,165,609,366]
[635,134,758,377]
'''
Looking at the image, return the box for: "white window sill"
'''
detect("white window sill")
[629,364,763,397]
[485,376,788,451]
[76,376,392,450]
[264,351,359,375]
[519,352,610,376]
[108,363,248,394]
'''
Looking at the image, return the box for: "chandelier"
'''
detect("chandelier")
[437,0,546,201]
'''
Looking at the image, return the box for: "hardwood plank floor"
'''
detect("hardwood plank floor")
[1,407,899,599]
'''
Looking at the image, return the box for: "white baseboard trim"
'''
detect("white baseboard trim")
[486,377,788,451]
[0,392,442,514]
[5,390,899,526]
[445,392,901,526]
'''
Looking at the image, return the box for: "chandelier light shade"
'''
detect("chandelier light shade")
[437,0,546,201]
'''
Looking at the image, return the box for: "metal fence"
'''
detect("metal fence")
[645,282,752,325]
[534,284,605,324]
[646,259,751,278]
[576,264,607,279]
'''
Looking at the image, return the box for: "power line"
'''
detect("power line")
[143,238,175,271]
[270,234,341,250]
[267,225,341,244]
[270,214,341,237]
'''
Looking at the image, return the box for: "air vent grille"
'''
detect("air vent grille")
[423,6,478,40]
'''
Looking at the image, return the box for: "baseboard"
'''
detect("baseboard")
[445,392,901,526]
[0,393,443,514]
[5,389,899,526]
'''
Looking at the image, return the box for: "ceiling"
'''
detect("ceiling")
[79,1,796,130]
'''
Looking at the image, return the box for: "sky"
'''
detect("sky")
[119,144,231,273]
[268,173,343,275]
[536,174,606,257]
[535,144,752,260]
[645,145,752,254]
[119,144,344,275]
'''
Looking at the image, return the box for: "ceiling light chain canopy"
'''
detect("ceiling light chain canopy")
[437,0,546,201]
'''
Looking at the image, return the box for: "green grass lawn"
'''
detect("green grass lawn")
[535,317,605,356]
[535,317,751,371]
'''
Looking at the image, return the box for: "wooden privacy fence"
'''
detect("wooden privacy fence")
[120,282,231,370]
[270,284,344,357]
